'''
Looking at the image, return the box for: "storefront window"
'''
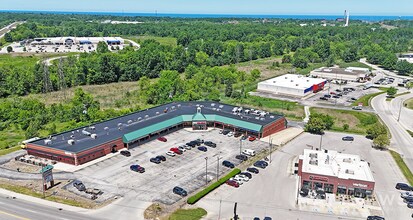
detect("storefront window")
[347,188,354,196]
[313,182,323,190]
[303,180,312,189]
[337,186,347,194]
[324,183,334,193]
[193,122,207,130]
[354,188,367,198]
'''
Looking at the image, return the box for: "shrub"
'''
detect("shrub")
[187,168,241,204]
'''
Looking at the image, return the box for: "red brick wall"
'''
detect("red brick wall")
[261,117,287,138]
[26,144,76,165]
[75,138,124,165]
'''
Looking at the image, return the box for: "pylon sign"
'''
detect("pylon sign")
[40,165,54,190]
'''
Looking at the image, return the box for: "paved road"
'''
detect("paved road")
[389,93,413,131]
[0,193,101,220]
[360,58,413,80]
[123,38,140,49]
[371,93,413,170]
[0,21,24,40]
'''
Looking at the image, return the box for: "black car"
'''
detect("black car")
[235,154,248,161]
[324,94,331,98]
[259,160,269,166]
[173,186,187,196]
[366,216,385,220]
[73,180,86,191]
[156,155,166,161]
[222,130,230,135]
[300,188,309,197]
[319,97,328,100]
[186,142,196,147]
[342,136,354,141]
[198,146,208,152]
[150,157,161,164]
[263,217,272,220]
[351,97,357,101]
[222,160,235,168]
[404,196,413,203]
[332,95,340,98]
[204,141,216,148]
[254,161,267,169]
[396,183,412,191]
[247,167,259,174]
[120,150,131,157]
[336,89,342,92]
[240,172,252,179]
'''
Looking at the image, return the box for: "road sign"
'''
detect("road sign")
[39,165,54,174]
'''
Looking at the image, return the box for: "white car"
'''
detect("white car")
[178,146,187,152]
[183,145,192,150]
[235,174,249,182]
[401,191,413,198]
[227,132,234,137]
[229,177,243,185]
[166,151,176,157]
[219,130,223,134]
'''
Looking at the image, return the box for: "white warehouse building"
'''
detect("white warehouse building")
[310,67,370,82]
[257,74,327,97]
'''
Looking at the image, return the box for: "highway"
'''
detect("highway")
[0,193,102,220]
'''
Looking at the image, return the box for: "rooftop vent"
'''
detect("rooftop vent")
[89,126,96,130]
[177,104,181,108]
[260,118,265,121]
[138,117,142,121]
[91,134,97,139]
[68,139,75,145]
[44,139,52,145]
[156,112,159,115]
[345,169,355,175]
[219,105,224,108]
[255,117,260,120]
[117,123,123,127]
[343,158,352,163]
[145,115,149,119]
[127,120,133,124]
[309,159,318,165]
[82,130,91,136]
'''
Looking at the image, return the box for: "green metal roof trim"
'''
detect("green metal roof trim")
[192,112,207,121]
[123,116,184,142]
[123,114,263,143]
[210,115,262,132]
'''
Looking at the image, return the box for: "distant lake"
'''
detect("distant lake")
[1,10,412,22]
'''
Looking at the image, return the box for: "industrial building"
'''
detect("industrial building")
[399,53,413,64]
[257,74,327,97]
[310,67,370,82]
[26,102,286,166]
[29,37,124,46]
[298,149,375,198]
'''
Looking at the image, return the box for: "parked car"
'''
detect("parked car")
[332,95,340,98]
[235,174,249,182]
[173,186,187,196]
[241,135,247,141]
[198,146,208,152]
[330,92,336,95]
[366,216,385,220]
[320,97,328,100]
[254,161,267,169]
[352,106,362,110]
[150,157,161,164]
[404,196,413,203]
[401,191,413,198]
[227,132,234,137]
[249,136,256,141]
[263,217,272,220]
[166,151,176,157]
[120,150,131,157]
[186,142,197,147]
[183,145,192,150]
[204,141,216,148]
[170,148,182,155]
[408,202,413,208]
[396,183,413,191]
[299,188,309,197]
[342,136,354,141]
[234,133,242,138]
[324,94,331,98]
[73,180,86,191]
[242,149,256,156]
[178,146,187,152]
[156,155,166,161]
[336,89,342,92]
[226,180,239,188]
[240,172,252,179]
[229,177,243,185]
[222,130,230,135]
[219,129,224,134]
[247,167,259,174]
[130,164,145,173]
[222,160,235,168]
[235,154,248,161]
[157,137,167,142]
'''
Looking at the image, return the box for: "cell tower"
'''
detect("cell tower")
[344,10,350,27]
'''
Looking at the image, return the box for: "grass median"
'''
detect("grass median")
[389,150,413,186]
[167,208,207,220]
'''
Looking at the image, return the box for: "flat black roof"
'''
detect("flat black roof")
[30,101,284,154]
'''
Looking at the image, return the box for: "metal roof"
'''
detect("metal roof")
[29,101,284,154]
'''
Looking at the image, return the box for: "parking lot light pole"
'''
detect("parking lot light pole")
[319,133,323,150]
[205,157,208,185]
[269,137,273,163]
[239,139,242,155]
[216,152,222,182]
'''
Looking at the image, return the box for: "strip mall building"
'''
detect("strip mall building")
[26,102,287,165]
[298,149,375,198]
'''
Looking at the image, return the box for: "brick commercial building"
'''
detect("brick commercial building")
[26,101,287,165]
[310,67,371,82]
[298,149,375,198]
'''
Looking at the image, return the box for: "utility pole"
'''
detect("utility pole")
[216,152,222,182]
[233,202,238,220]
[205,157,208,185]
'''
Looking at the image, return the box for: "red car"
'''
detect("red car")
[170,147,182,155]
[226,180,239,188]
[157,137,167,142]
[249,136,256,142]
[330,92,336,95]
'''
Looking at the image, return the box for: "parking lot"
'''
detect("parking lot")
[73,128,268,205]
[196,132,410,220]
[0,42,126,54]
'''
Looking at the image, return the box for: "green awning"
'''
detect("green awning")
[192,112,206,121]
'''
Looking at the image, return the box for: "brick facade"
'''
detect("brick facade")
[261,118,287,138]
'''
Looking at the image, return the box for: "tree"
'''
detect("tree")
[406,82,413,90]
[325,55,335,67]
[4,33,12,42]
[387,87,398,97]
[373,134,390,150]
[25,120,41,138]
[250,69,261,80]
[292,56,308,69]
[305,116,326,135]
[282,54,292,63]
[366,124,387,139]
[96,41,109,53]
[6,46,13,53]
[225,82,233,97]
[395,60,413,75]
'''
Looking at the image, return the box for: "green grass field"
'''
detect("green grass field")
[338,61,371,70]
[352,88,389,107]
[0,54,40,67]
[127,36,177,47]
[390,150,413,186]
[405,98,413,110]
[311,107,380,135]
[167,208,207,220]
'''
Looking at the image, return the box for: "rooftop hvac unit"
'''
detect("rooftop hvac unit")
[291,80,294,82]
[117,123,123,127]
[68,139,75,145]
[345,169,355,175]
[138,117,142,121]
[127,120,133,124]
[177,104,181,108]
[171,106,176,109]
[273,81,276,83]
[245,110,250,114]
[70,135,75,139]
[285,76,288,79]
[260,118,265,121]
[82,130,91,136]
[91,134,97,139]
[44,139,52,145]
[211,103,216,107]
[196,104,200,107]
[219,105,224,108]
[309,153,318,159]
[270,115,275,119]
[255,117,260,120]
[104,127,109,131]
[309,159,318,165]
[260,112,266,117]
[145,115,149,118]
[89,126,96,130]
[212,108,216,111]
[200,105,204,108]
[156,112,159,115]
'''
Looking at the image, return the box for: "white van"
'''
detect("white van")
[242,149,256,157]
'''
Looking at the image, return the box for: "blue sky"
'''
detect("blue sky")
[2,0,413,15]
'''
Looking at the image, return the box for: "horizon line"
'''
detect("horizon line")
[0,10,412,17]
